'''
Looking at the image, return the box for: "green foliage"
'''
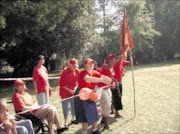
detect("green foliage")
[147,0,180,61]
[0,0,99,76]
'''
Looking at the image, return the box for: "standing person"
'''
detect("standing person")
[12,79,67,134]
[33,55,51,105]
[102,54,130,118]
[74,58,112,134]
[59,59,79,127]
[0,99,35,134]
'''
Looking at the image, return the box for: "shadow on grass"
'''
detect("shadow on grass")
[73,117,134,134]
[127,60,179,71]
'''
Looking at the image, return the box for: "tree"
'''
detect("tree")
[146,0,180,61]
[0,0,99,76]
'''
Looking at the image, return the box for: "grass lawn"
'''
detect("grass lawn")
[0,61,179,134]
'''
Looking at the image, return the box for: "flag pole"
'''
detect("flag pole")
[123,5,136,118]
[129,50,136,118]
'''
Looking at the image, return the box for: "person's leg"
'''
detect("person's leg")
[70,98,76,121]
[92,122,101,134]
[115,83,123,118]
[16,120,35,134]
[62,99,69,126]
[45,90,49,104]
[34,105,55,134]
[36,92,46,105]
[16,126,28,134]
[82,123,88,134]
[100,90,111,129]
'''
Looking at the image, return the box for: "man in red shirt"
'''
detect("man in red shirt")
[59,59,79,127]
[33,55,51,105]
[12,79,67,134]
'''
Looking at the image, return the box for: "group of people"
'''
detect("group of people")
[0,54,130,134]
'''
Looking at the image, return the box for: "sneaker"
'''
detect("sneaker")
[57,127,68,134]
[71,120,78,124]
[92,130,101,134]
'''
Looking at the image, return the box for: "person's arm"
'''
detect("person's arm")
[84,75,112,85]
[33,81,38,93]
[3,120,17,134]
[123,61,130,66]
[32,68,38,93]
[63,86,74,94]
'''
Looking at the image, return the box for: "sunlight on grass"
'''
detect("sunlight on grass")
[0,62,179,134]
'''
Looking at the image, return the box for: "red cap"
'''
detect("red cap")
[69,59,78,67]
[14,79,25,86]
[106,54,116,61]
[84,58,95,65]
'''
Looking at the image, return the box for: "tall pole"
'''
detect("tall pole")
[129,50,136,117]
[123,3,136,118]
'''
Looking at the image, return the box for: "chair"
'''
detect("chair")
[7,101,49,134]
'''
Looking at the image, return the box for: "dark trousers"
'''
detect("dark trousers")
[111,82,123,111]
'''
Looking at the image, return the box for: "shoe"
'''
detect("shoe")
[92,129,101,134]
[64,125,69,129]
[57,127,68,134]
[71,120,78,124]
[101,117,104,124]
[115,114,123,118]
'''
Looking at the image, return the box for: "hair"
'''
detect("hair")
[37,55,44,61]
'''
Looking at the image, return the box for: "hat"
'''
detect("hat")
[14,79,25,86]
[84,58,95,65]
[69,59,78,67]
[105,54,116,61]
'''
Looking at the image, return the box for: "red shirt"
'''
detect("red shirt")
[12,92,36,112]
[94,68,101,73]
[33,65,50,94]
[59,67,79,98]
[78,69,101,90]
[114,60,130,82]
[98,65,113,87]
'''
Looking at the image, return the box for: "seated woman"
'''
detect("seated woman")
[0,99,35,134]
[12,79,67,134]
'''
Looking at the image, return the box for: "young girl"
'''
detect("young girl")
[0,99,35,134]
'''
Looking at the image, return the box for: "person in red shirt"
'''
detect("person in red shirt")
[33,55,51,105]
[74,58,112,134]
[94,61,101,73]
[59,58,79,127]
[12,79,67,134]
[101,54,130,118]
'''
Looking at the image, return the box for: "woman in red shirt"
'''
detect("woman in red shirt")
[59,59,79,127]
[74,58,112,134]
[33,55,51,105]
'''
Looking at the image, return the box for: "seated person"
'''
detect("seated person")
[0,99,35,134]
[12,79,67,134]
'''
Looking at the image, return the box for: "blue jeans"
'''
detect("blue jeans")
[16,120,35,134]
[62,98,75,119]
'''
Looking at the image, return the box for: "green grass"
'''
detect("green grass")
[0,62,179,134]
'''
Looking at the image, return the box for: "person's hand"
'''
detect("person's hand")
[3,120,12,130]
[9,119,16,129]
[110,81,116,89]
[69,90,74,95]
[3,119,17,134]
[102,77,112,85]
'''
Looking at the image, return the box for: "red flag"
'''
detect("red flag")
[120,10,134,60]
